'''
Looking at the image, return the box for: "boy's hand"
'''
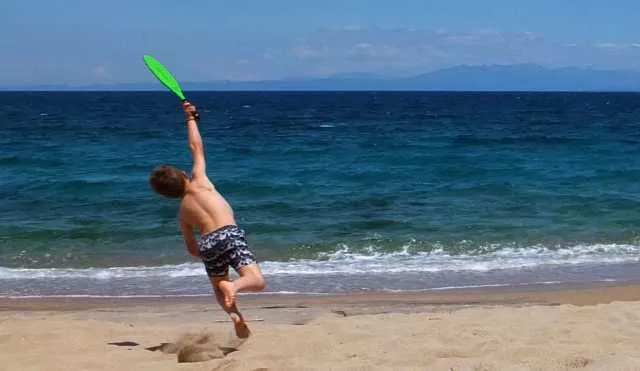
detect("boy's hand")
[182,101,199,121]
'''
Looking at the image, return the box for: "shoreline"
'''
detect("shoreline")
[4,281,640,312]
[6,260,640,299]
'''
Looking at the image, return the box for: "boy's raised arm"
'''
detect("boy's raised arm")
[183,102,206,179]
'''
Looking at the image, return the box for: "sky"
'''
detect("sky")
[2,0,640,86]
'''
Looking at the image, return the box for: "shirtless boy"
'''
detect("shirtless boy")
[149,102,265,338]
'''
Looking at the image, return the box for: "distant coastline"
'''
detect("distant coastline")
[4,64,640,92]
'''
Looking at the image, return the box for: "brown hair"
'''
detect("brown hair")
[149,165,187,198]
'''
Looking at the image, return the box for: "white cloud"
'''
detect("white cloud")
[355,43,373,49]
[91,66,112,80]
[262,50,278,60]
[291,44,328,59]
[329,25,364,32]
[595,43,623,49]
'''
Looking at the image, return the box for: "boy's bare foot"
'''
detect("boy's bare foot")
[229,313,251,339]
[217,280,237,308]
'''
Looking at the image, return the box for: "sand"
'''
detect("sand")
[2,284,640,371]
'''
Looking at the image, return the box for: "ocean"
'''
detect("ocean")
[2,91,640,297]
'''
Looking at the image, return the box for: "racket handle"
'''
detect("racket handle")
[182,99,200,121]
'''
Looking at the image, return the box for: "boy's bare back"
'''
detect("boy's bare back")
[179,176,236,236]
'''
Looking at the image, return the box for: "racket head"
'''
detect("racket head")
[143,55,186,101]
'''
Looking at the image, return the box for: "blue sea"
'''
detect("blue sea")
[2,91,640,297]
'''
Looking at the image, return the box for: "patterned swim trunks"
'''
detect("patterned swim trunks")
[198,225,257,277]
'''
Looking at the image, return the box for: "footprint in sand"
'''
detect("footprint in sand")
[178,342,224,363]
[147,331,245,364]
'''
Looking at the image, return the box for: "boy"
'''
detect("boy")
[149,102,265,339]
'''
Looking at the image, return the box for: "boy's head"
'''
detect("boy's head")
[149,165,188,198]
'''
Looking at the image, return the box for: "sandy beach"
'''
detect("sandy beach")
[3,284,640,371]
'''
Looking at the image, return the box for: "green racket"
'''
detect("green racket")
[143,54,199,119]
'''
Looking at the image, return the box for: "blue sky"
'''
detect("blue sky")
[2,0,640,85]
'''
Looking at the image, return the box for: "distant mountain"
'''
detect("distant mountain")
[4,65,640,91]
[399,64,640,91]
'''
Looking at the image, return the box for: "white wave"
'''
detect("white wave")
[0,291,327,299]
[1,243,639,280]
[380,281,573,293]
[263,242,640,275]
[0,263,203,280]
[0,294,210,299]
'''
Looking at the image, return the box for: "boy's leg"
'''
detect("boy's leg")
[217,263,265,308]
[210,276,251,339]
